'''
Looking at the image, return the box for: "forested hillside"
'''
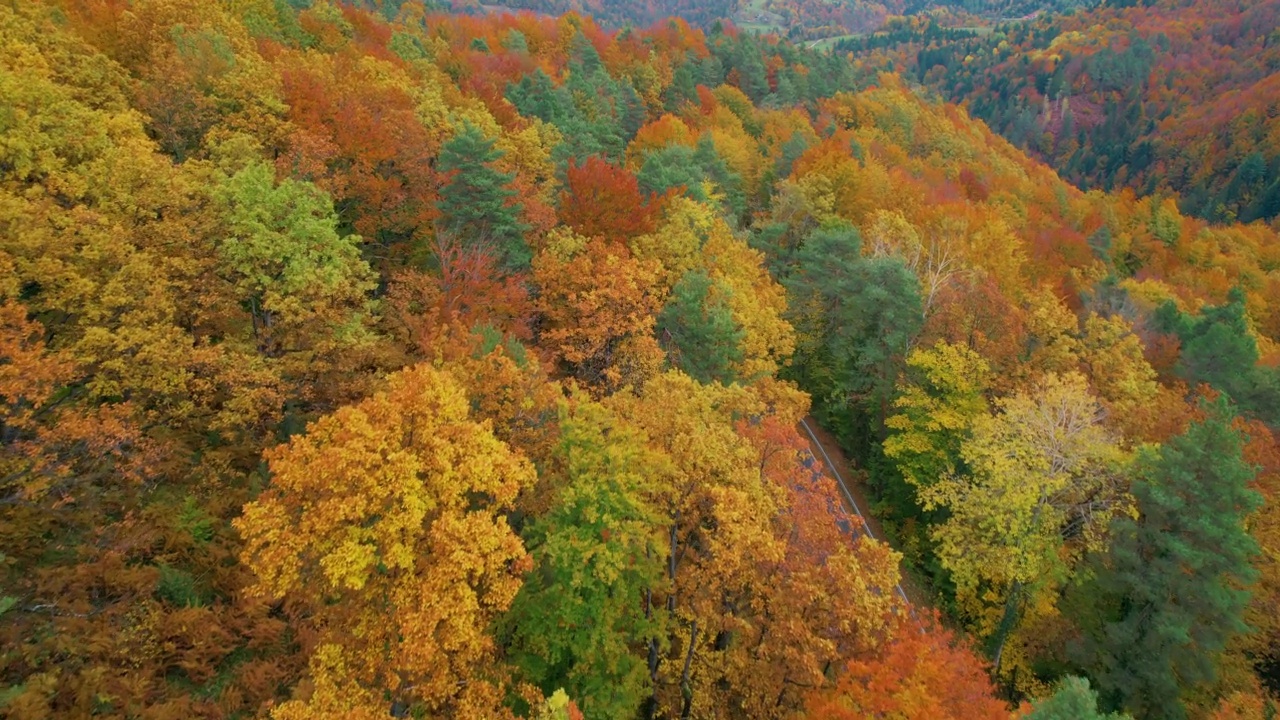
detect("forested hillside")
[461,0,1076,42]
[841,0,1280,223]
[1,1,1278,719]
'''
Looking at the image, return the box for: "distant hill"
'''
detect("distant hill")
[838,0,1280,223]
[462,0,1085,41]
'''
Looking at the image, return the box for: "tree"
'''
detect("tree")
[882,341,992,570]
[1154,290,1280,426]
[922,373,1127,673]
[235,365,537,718]
[803,613,1010,720]
[698,207,796,381]
[1079,399,1261,720]
[437,122,530,270]
[1025,677,1131,720]
[215,160,376,357]
[786,223,922,449]
[635,135,746,221]
[656,270,744,385]
[274,49,441,266]
[385,234,534,358]
[500,400,665,720]
[884,341,992,494]
[533,233,666,391]
[559,157,660,244]
[637,144,712,206]
[627,114,696,166]
[730,415,905,717]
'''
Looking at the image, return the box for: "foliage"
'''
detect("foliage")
[803,612,1011,720]
[235,365,536,717]
[656,270,745,384]
[850,0,1280,224]
[501,400,664,720]
[1077,400,1262,719]
[1025,677,1131,720]
[3,0,1280,717]
[437,123,531,270]
[786,222,922,453]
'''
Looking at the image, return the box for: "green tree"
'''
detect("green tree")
[1026,677,1131,720]
[1079,400,1261,719]
[693,134,746,221]
[1154,289,1280,426]
[881,341,992,575]
[636,136,745,221]
[884,341,992,493]
[500,400,665,720]
[637,144,709,204]
[436,123,530,270]
[507,69,573,127]
[216,160,375,356]
[785,223,922,448]
[656,270,744,385]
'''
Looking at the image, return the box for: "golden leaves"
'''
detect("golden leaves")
[237,364,535,716]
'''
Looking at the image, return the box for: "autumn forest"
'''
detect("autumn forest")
[1,0,1279,718]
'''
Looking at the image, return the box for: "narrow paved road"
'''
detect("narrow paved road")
[798,416,919,607]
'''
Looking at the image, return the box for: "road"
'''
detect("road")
[798,416,916,607]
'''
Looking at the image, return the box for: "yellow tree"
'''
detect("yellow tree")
[863,209,963,318]
[1077,313,1160,435]
[884,341,992,493]
[605,372,784,717]
[236,364,537,718]
[921,372,1129,676]
[604,372,903,718]
[629,196,718,291]
[699,221,796,381]
[882,341,992,566]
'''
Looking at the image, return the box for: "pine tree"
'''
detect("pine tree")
[436,123,530,270]
[1081,399,1261,719]
[786,223,923,429]
[1154,289,1280,426]
[656,270,744,385]
[693,134,746,221]
[1026,677,1131,720]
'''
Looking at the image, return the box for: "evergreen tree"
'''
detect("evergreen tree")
[693,134,746,221]
[636,136,745,220]
[775,131,810,179]
[785,223,922,456]
[1079,400,1261,719]
[1026,677,1131,720]
[1154,289,1280,425]
[507,69,572,126]
[656,270,744,384]
[637,144,707,202]
[664,60,698,111]
[436,123,530,270]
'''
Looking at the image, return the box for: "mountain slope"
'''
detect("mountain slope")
[839,0,1280,222]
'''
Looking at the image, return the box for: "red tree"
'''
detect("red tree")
[805,611,1012,720]
[559,157,661,243]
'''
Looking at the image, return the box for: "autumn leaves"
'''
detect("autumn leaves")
[234,364,906,718]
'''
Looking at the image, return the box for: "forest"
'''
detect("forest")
[1,0,1278,719]
[837,0,1280,223]
[461,0,1064,43]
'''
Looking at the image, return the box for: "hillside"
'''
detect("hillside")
[839,0,1280,223]
[460,0,1085,41]
[1,1,1278,719]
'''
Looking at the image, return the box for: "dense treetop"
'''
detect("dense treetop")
[0,0,1277,718]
